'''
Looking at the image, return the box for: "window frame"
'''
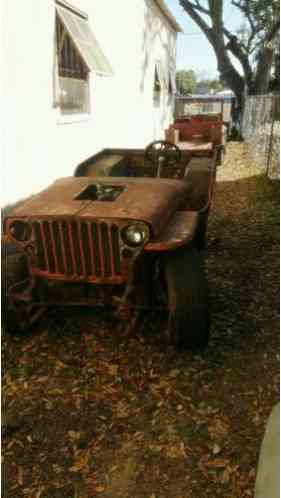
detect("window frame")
[53,0,112,118]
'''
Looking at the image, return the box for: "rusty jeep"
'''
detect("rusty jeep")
[165,96,228,164]
[3,141,217,350]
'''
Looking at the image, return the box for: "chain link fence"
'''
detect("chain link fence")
[242,94,280,179]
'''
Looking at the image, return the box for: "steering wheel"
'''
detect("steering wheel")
[144,140,182,177]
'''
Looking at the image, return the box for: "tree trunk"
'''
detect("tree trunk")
[253,47,275,95]
[214,46,245,111]
[179,0,246,112]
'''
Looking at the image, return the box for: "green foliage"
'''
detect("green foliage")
[242,0,278,32]
[176,70,197,95]
[233,0,280,52]
[176,70,224,95]
[198,78,223,93]
[179,0,280,104]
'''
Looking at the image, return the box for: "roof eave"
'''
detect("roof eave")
[153,0,183,33]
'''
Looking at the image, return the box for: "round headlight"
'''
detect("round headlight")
[9,220,32,242]
[122,223,149,247]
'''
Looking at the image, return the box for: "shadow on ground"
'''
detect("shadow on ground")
[2,153,280,498]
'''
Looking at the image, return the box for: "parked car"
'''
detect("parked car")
[2,141,217,350]
[165,96,228,164]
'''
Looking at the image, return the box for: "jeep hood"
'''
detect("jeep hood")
[8,177,190,237]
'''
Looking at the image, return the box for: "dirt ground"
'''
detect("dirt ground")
[2,143,280,498]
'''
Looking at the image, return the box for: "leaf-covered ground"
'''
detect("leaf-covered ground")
[2,143,280,498]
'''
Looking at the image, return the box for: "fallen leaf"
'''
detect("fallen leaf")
[68,431,81,441]
[169,369,180,379]
[48,388,64,396]
[212,443,222,455]
[108,364,119,376]
[36,486,45,498]
[220,467,231,484]
[17,466,23,486]
[95,485,105,493]
[7,440,15,450]
[205,458,230,469]
[55,360,67,369]
[37,376,49,383]
[208,418,229,443]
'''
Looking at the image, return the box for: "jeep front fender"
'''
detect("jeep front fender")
[144,211,198,252]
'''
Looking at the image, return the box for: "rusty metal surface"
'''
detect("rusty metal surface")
[178,140,213,151]
[7,177,190,238]
[176,96,225,104]
[74,148,193,178]
[3,147,219,330]
[4,151,217,300]
[28,218,130,284]
[166,110,224,150]
[8,177,93,217]
[30,219,141,285]
[183,153,217,213]
[145,211,198,251]
[5,216,146,285]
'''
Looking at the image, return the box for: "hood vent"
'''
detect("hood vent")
[75,184,124,202]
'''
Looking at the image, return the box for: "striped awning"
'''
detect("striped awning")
[56,4,113,76]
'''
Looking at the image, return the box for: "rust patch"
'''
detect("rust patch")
[145,211,198,251]
[6,177,191,239]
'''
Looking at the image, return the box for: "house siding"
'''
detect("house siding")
[1,0,178,205]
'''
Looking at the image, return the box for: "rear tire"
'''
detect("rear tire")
[163,246,210,351]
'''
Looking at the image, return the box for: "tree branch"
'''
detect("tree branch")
[180,0,245,103]
[179,0,278,104]
[225,35,253,86]
[179,0,213,43]
[264,18,280,44]
[209,0,223,31]
[231,0,256,35]
[185,1,210,16]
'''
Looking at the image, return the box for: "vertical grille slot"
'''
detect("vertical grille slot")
[81,222,93,276]
[61,221,74,274]
[49,222,59,273]
[53,221,65,273]
[71,222,83,276]
[100,222,111,277]
[43,221,56,273]
[91,223,101,276]
[33,222,46,271]
[111,225,121,274]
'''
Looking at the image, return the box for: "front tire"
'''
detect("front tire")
[163,246,210,351]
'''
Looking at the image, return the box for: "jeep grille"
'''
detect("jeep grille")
[32,220,122,281]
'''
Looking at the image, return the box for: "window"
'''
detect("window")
[54,1,112,115]
[55,14,89,114]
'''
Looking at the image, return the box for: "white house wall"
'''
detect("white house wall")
[2,0,178,205]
